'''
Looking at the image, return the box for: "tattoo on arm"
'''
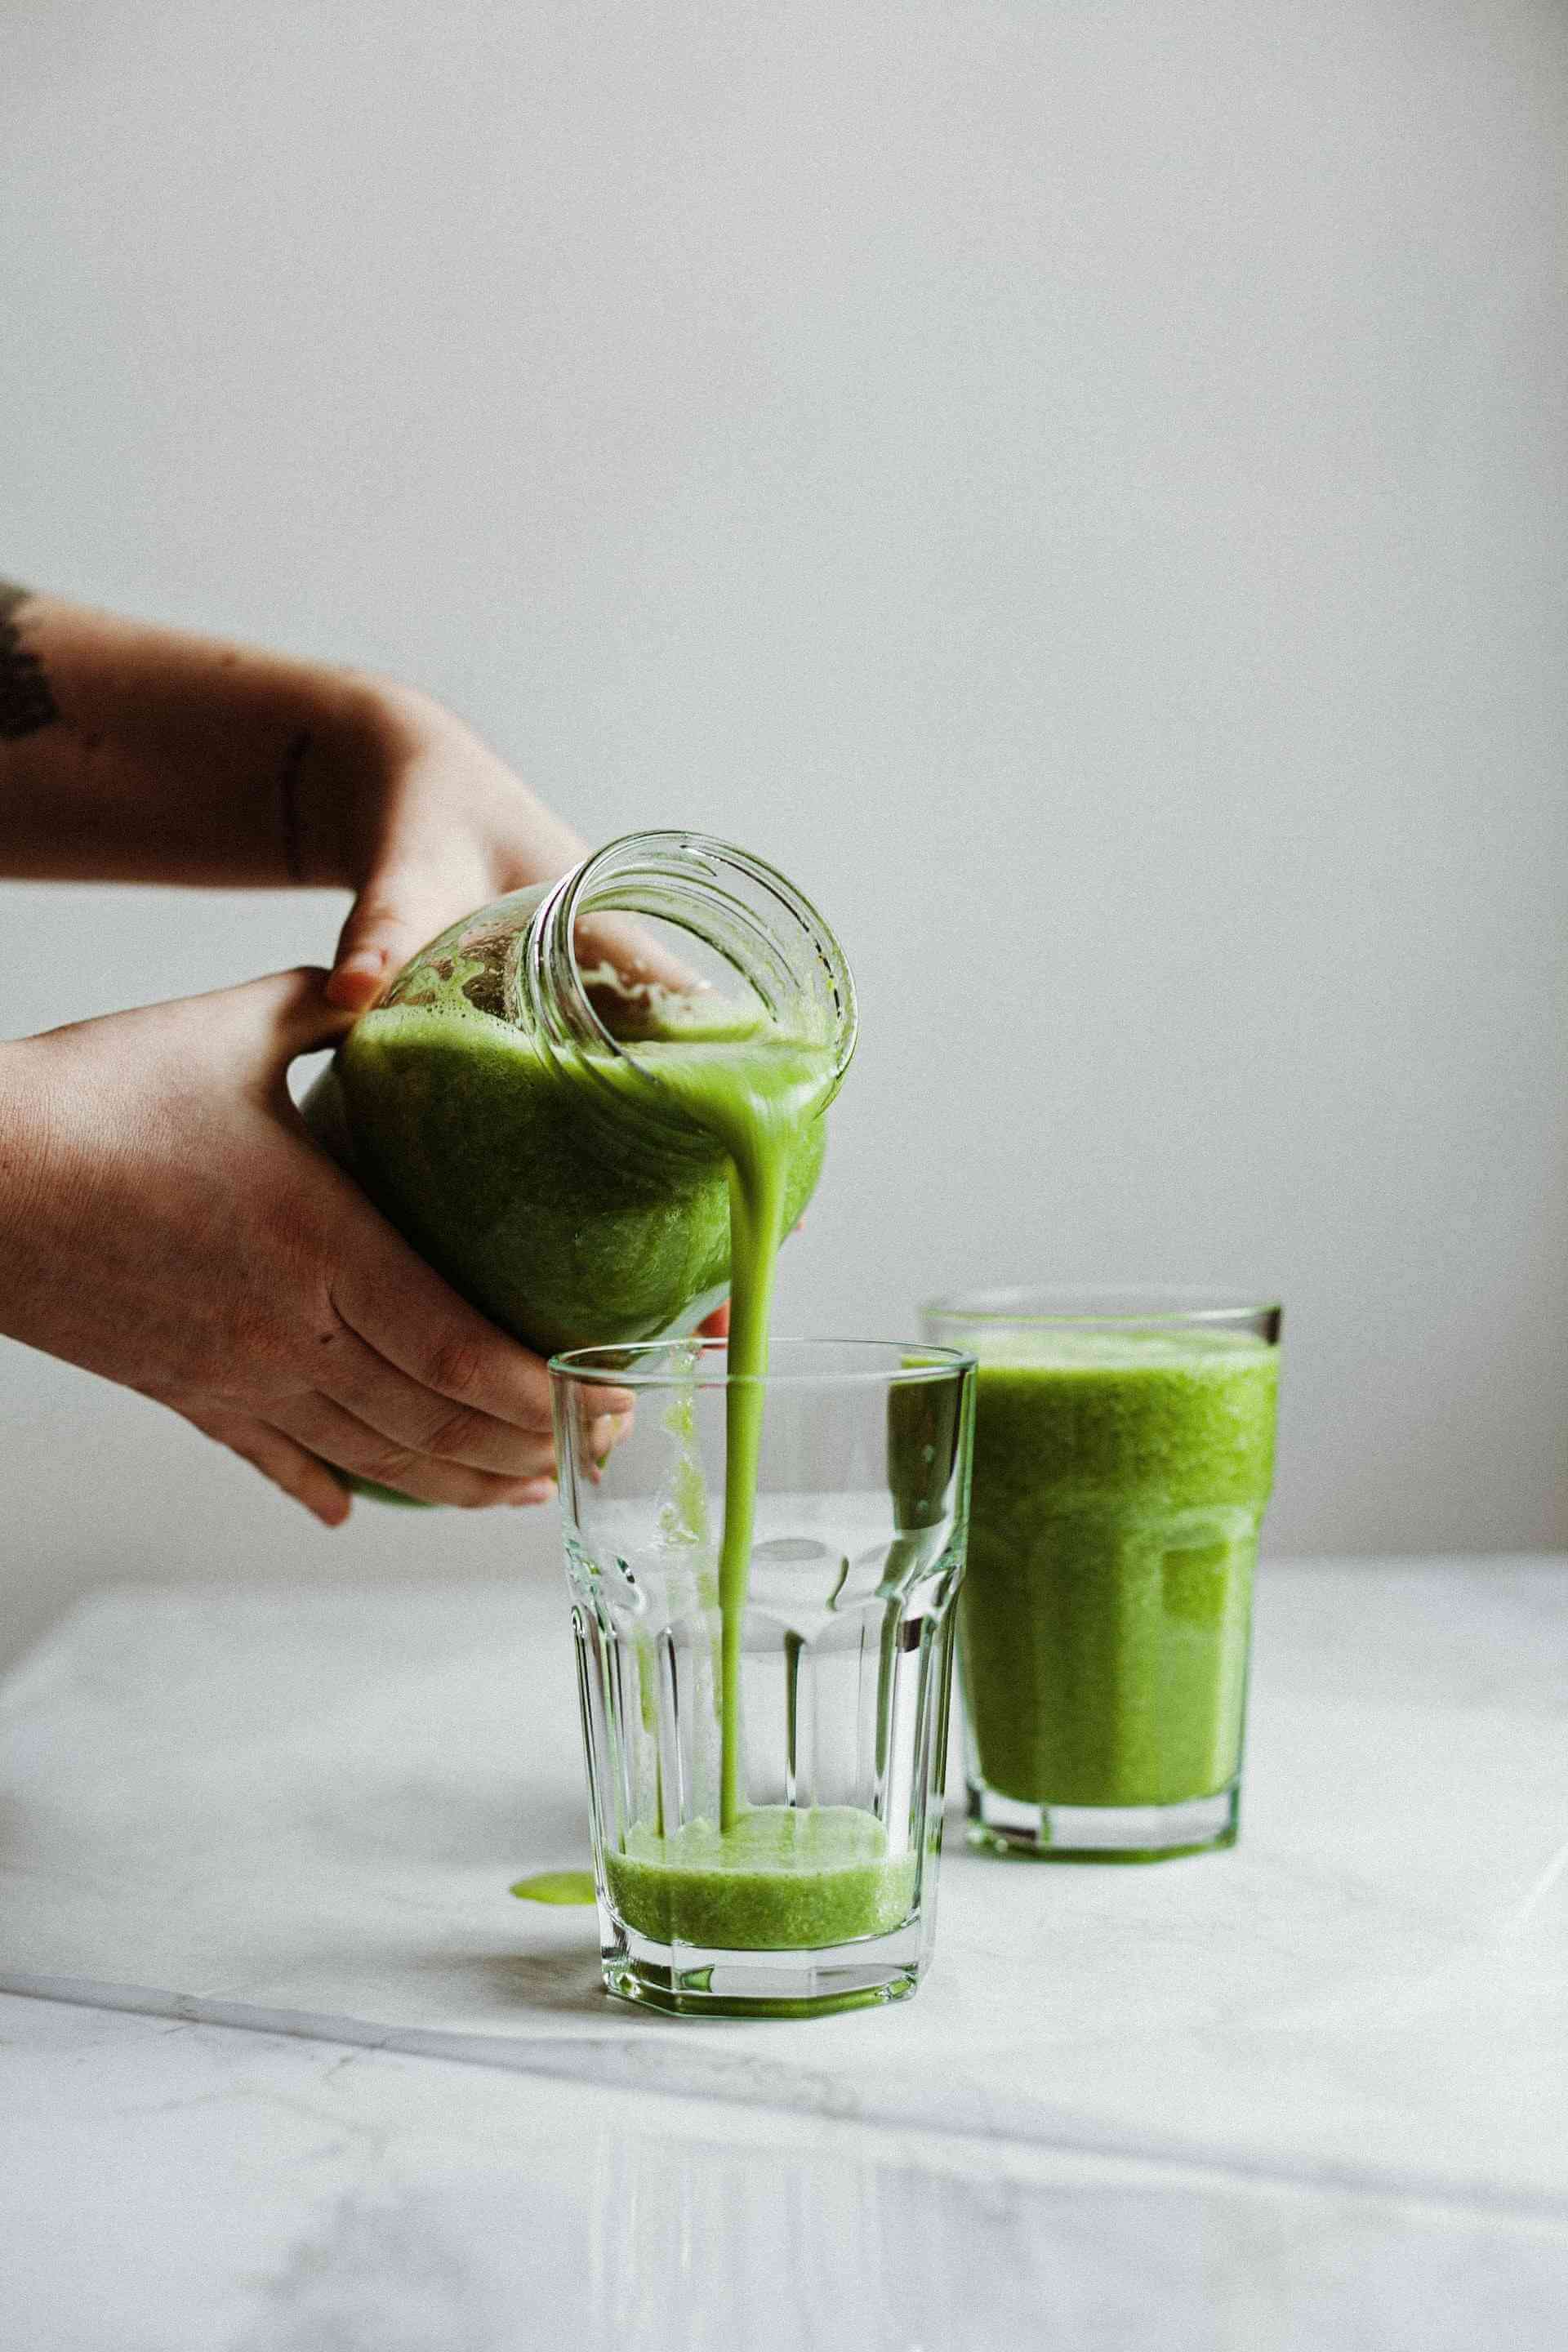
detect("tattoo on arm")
[278,727,313,883]
[0,582,61,740]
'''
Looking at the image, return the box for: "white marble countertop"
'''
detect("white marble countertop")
[2,1558,1566,2347]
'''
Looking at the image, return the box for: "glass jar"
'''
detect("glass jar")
[303,831,856,1356]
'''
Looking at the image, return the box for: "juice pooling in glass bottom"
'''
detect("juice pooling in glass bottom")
[604,1807,917,1949]
[922,1292,1281,1861]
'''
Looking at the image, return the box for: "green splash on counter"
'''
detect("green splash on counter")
[510,1869,598,1906]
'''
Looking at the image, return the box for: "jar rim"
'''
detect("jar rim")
[523,829,858,1130]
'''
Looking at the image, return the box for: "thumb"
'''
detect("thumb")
[327,871,465,1011]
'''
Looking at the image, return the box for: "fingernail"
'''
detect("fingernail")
[509,1477,557,1507]
[327,950,389,1009]
[327,950,390,1006]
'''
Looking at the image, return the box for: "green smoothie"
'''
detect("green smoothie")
[960,1330,1278,1810]
[604,1806,916,1949]
[327,1008,826,1357]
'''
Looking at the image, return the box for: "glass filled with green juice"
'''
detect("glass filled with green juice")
[920,1289,1281,1862]
[550,1339,975,2016]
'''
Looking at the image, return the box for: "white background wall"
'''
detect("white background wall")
[2,0,1564,1667]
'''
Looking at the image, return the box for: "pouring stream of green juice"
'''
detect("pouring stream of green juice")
[634,1036,831,1827]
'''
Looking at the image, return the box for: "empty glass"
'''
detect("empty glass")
[550,1339,975,2016]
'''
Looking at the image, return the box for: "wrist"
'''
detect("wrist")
[354,675,470,768]
[282,673,421,890]
[0,1036,53,1274]
[297,675,475,892]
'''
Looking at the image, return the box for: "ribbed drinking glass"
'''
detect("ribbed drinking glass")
[550,1339,975,2016]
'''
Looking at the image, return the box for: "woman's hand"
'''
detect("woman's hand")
[322,689,590,1012]
[0,967,631,1523]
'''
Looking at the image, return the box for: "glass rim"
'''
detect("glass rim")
[549,1334,977,1392]
[921,1284,1281,1328]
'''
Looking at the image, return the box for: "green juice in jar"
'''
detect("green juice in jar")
[324,1009,827,1360]
[308,831,845,1363]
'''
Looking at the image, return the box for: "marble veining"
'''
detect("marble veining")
[2,1562,1566,2234]
[6,1994,1568,2352]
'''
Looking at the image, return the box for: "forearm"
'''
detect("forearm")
[0,586,404,889]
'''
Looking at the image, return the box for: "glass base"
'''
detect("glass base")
[603,1919,927,2018]
[967,1779,1240,1862]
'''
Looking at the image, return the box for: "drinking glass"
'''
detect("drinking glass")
[550,1339,975,2016]
[920,1289,1281,1861]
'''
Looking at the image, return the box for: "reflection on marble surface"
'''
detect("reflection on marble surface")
[6,1995,1567,2352]
[4,1561,1566,2212]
